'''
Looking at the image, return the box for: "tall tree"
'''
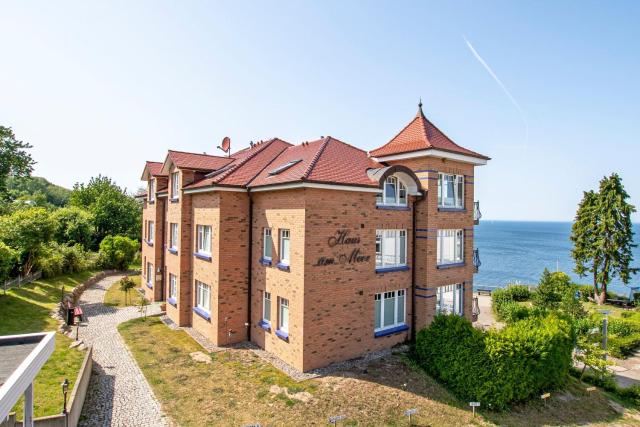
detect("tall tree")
[0,127,35,198]
[571,174,638,304]
[70,175,141,247]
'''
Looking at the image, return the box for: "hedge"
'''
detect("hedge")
[492,285,532,323]
[415,314,573,409]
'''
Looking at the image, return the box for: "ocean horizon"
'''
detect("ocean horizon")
[474,220,640,296]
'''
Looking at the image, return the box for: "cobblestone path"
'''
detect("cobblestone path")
[78,275,170,427]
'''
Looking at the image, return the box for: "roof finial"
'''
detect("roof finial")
[417,97,425,118]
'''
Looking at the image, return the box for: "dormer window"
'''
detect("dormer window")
[148,179,155,202]
[171,172,179,200]
[376,176,407,206]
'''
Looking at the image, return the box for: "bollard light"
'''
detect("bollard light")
[61,378,69,414]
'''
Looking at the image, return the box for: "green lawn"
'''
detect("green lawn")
[0,271,95,418]
[103,275,142,307]
[119,316,640,426]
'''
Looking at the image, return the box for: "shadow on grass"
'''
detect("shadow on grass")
[0,290,53,334]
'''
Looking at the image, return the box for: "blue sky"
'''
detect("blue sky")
[1,1,639,221]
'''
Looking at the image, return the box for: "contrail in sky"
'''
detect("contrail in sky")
[463,35,528,148]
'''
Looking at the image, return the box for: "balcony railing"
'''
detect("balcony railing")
[473,248,481,273]
[474,201,482,225]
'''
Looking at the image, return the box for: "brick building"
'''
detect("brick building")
[139,104,489,372]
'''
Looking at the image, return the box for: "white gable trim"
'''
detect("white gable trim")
[372,149,488,166]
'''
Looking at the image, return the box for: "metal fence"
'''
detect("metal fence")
[2,271,42,294]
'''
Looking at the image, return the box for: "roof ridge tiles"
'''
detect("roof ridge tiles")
[215,138,290,183]
[167,149,232,160]
[302,136,331,180]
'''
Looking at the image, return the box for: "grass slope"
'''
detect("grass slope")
[0,271,94,418]
[120,317,639,426]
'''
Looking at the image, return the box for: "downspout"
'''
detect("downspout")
[247,191,253,342]
[411,190,425,342]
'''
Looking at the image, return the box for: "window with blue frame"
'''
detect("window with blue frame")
[376,176,407,206]
[436,284,463,315]
[195,280,210,314]
[374,289,405,332]
[169,274,177,300]
[263,228,272,261]
[263,292,271,323]
[375,229,406,269]
[437,229,464,265]
[437,173,464,208]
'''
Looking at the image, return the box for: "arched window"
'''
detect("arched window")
[376,176,407,206]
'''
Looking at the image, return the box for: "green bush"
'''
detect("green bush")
[415,314,573,409]
[497,300,531,323]
[609,334,640,359]
[36,242,93,278]
[98,235,138,270]
[0,241,18,283]
[505,284,531,301]
[492,285,533,323]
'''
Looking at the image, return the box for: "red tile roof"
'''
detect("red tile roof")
[162,150,234,173]
[248,137,381,188]
[184,139,292,189]
[146,161,166,177]
[369,106,490,160]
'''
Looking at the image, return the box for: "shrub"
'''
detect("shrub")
[506,284,531,301]
[0,241,18,283]
[98,235,138,270]
[36,242,93,278]
[492,285,532,323]
[609,335,640,359]
[533,269,573,310]
[415,314,573,409]
[497,300,531,323]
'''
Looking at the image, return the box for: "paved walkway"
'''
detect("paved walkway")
[77,275,169,427]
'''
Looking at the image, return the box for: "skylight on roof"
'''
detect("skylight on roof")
[268,159,301,176]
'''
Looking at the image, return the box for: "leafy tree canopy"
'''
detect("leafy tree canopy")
[0,127,35,198]
[51,207,94,248]
[70,175,141,246]
[0,207,56,274]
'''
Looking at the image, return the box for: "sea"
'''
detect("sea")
[474,221,640,297]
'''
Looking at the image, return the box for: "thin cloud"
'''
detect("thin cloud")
[463,35,529,148]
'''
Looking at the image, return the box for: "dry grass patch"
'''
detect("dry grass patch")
[119,317,640,426]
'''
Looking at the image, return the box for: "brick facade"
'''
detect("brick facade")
[139,106,488,372]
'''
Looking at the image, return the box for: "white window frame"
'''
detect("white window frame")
[436,284,464,316]
[376,175,407,206]
[169,223,178,250]
[195,280,211,313]
[148,221,155,244]
[263,291,271,323]
[437,229,464,266]
[146,262,153,286]
[169,274,177,299]
[374,289,406,331]
[279,229,290,265]
[263,228,272,261]
[196,225,212,255]
[375,229,407,268]
[438,173,464,209]
[171,171,179,200]
[279,297,289,333]
[148,179,155,202]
